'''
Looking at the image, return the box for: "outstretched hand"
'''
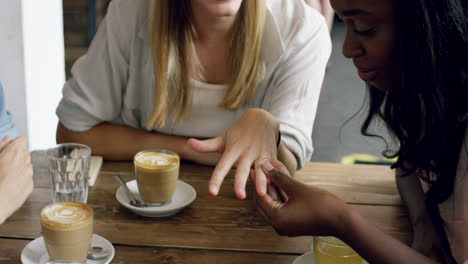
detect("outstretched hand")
[187,108,279,199]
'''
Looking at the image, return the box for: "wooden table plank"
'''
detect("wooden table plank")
[297,162,401,205]
[0,238,298,264]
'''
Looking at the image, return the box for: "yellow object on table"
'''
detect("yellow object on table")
[341,153,396,166]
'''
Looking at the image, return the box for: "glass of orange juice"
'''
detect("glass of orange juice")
[313,236,364,264]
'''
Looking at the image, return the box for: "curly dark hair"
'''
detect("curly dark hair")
[360,0,468,262]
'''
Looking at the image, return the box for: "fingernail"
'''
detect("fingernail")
[238,191,246,200]
[258,186,266,197]
[263,162,274,172]
[209,185,218,196]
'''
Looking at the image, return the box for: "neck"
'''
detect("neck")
[191,7,238,44]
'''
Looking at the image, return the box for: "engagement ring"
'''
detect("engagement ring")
[254,156,267,164]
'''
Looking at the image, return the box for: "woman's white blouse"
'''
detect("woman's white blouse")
[56,0,332,168]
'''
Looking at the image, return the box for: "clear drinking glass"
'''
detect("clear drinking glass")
[47,143,91,203]
[313,236,364,264]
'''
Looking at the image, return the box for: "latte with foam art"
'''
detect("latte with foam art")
[41,202,92,228]
[135,151,179,170]
[134,150,180,204]
[40,202,93,262]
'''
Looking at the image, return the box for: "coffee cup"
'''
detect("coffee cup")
[313,236,363,264]
[134,149,180,204]
[40,202,93,262]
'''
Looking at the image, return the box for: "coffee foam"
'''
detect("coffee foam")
[41,202,93,230]
[135,152,179,171]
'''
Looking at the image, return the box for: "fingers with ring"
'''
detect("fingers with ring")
[254,156,268,165]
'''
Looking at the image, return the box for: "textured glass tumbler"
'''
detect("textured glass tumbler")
[47,143,91,203]
[313,236,364,264]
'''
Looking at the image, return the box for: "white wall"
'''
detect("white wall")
[0,0,65,150]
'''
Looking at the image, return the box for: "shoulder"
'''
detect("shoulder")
[105,0,149,35]
[266,0,329,46]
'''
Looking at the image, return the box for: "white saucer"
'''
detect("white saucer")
[292,251,315,264]
[21,234,115,264]
[116,180,197,217]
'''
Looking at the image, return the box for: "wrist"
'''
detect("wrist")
[244,108,280,139]
[332,202,358,240]
[245,108,277,122]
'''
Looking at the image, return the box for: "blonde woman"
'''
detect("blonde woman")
[56,0,331,199]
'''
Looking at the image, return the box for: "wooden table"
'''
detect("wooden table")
[0,151,411,263]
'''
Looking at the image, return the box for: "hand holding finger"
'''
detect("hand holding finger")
[266,181,282,202]
[262,161,296,195]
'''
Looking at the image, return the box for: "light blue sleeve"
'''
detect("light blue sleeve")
[0,83,20,140]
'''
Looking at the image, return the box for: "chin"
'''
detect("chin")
[196,0,243,17]
[370,80,390,92]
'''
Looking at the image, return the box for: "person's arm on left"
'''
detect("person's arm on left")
[0,136,33,224]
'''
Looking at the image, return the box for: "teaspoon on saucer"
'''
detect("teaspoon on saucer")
[113,175,164,208]
[46,261,82,264]
[87,246,110,260]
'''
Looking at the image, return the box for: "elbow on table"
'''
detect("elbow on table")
[56,122,89,145]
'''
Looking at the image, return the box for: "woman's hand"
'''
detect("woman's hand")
[256,161,440,264]
[187,108,279,199]
[0,136,33,224]
[254,160,346,237]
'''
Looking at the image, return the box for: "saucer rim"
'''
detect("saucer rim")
[292,251,315,264]
[20,233,115,264]
[115,179,197,217]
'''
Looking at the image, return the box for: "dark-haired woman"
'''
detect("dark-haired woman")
[253,0,467,263]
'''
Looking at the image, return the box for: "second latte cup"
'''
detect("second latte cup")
[134,149,180,204]
[40,202,93,262]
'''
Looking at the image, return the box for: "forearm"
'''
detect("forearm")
[396,168,428,226]
[277,141,297,176]
[338,205,438,264]
[56,122,191,160]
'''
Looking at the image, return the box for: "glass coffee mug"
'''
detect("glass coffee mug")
[313,236,364,264]
[47,143,91,203]
[40,202,93,262]
[134,149,180,204]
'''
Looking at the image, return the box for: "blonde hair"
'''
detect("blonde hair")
[146,0,266,129]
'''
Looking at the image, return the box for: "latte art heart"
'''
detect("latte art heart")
[41,202,92,229]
